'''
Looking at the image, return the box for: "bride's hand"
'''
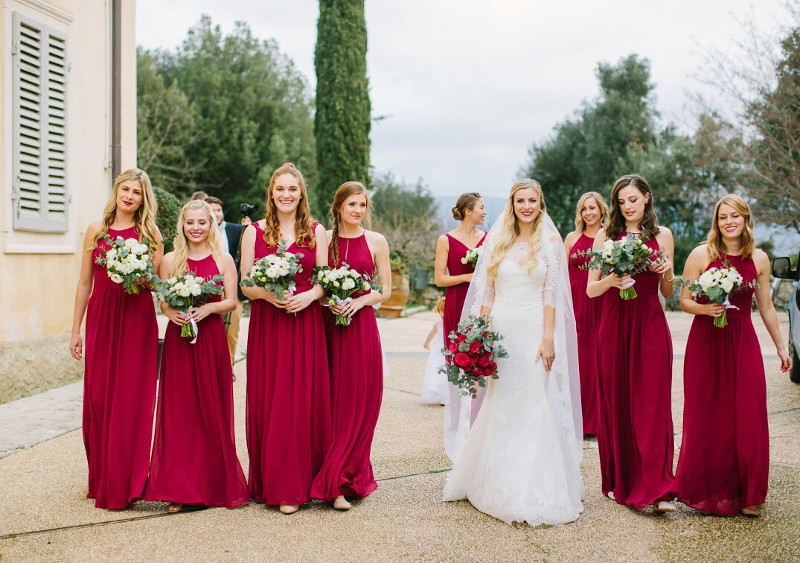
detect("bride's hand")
[536,337,555,372]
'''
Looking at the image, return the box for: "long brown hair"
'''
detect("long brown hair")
[263,162,315,249]
[91,168,159,250]
[707,194,755,261]
[606,174,660,241]
[330,181,372,267]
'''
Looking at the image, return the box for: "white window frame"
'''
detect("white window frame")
[2,0,74,253]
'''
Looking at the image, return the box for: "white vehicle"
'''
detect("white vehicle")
[772,254,800,383]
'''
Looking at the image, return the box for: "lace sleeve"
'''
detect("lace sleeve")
[543,251,558,309]
[482,278,495,311]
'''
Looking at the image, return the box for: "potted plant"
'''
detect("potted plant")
[376,252,410,318]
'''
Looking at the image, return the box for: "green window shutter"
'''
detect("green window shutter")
[12,12,69,233]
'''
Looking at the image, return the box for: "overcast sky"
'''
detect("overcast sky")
[136,0,789,200]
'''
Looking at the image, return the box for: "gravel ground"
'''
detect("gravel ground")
[1,311,798,560]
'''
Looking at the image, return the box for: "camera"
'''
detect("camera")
[240,203,257,219]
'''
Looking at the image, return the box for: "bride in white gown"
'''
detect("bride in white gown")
[442,179,584,526]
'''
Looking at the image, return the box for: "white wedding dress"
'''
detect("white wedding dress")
[442,243,584,526]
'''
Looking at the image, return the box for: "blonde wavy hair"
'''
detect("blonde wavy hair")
[169,200,222,277]
[707,194,755,261]
[91,168,159,251]
[487,179,547,282]
[330,181,372,267]
[263,162,316,249]
[574,191,609,232]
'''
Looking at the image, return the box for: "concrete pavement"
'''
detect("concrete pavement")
[0,311,799,560]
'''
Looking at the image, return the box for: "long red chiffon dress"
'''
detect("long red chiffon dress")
[569,233,601,436]
[144,254,248,508]
[595,235,677,508]
[442,232,487,346]
[245,223,332,506]
[83,225,158,509]
[311,233,383,501]
[676,254,767,515]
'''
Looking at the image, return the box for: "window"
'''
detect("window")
[11,11,68,233]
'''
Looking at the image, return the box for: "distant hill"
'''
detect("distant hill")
[435,195,506,231]
[434,195,800,256]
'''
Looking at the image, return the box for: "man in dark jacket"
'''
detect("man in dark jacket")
[206,197,247,368]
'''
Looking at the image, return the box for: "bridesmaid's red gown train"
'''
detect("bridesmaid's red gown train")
[83,225,158,509]
[568,233,601,436]
[144,254,248,508]
[245,223,332,506]
[676,253,768,515]
[595,235,677,508]
[311,233,384,501]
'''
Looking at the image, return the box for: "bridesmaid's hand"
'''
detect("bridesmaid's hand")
[649,256,672,275]
[263,291,288,309]
[778,347,792,373]
[188,303,214,323]
[461,273,473,283]
[604,273,631,290]
[165,306,190,326]
[704,303,726,318]
[333,296,366,319]
[285,291,316,314]
[536,337,555,372]
[69,333,83,360]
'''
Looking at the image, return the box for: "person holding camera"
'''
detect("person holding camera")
[206,197,252,368]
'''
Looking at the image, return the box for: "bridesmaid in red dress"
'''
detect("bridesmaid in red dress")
[69,169,163,509]
[587,174,678,512]
[564,191,609,437]
[144,200,248,512]
[311,181,392,510]
[677,195,792,517]
[240,162,332,515]
[435,193,487,444]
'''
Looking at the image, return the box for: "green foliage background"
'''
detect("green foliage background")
[137,16,318,218]
[314,0,372,204]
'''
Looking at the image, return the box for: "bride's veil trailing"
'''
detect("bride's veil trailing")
[443,208,583,466]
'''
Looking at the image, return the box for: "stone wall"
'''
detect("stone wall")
[0,333,83,404]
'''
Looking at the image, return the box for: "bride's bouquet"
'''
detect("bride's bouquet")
[572,233,663,300]
[312,263,383,326]
[240,240,304,302]
[460,247,481,268]
[682,261,749,328]
[155,273,224,339]
[95,234,156,294]
[439,315,508,398]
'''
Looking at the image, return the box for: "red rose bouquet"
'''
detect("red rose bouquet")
[439,315,508,398]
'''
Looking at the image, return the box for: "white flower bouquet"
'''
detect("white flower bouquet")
[682,261,747,328]
[155,272,224,339]
[312,263,383,326]
[572,233,664,300]
[240,240,304,303]
[460,247,481,268]
[95,234,156,294]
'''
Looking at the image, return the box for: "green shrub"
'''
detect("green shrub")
[153,185,181,252]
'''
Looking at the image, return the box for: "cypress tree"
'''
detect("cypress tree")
[315,0,371,209]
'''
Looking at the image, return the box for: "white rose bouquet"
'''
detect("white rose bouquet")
[240,240,304,304]
[312,263,383,326]
[461,247,481,268]
[572,233,664,300]
[95,234,156,294]
[155,273,224,339]
[681,261,747,328]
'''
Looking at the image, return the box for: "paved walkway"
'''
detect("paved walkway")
[1,311,798,559]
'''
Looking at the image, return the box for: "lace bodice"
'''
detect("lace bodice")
[482,243,558,311]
